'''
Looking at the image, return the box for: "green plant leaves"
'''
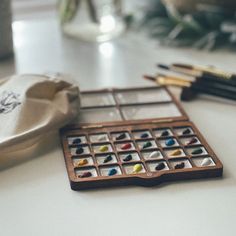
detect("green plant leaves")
[137,0,236,50]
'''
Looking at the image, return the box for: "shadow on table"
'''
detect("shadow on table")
[193,94,236,106]
[75,171,230,196]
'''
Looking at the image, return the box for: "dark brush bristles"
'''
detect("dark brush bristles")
[172,63,193,70]
[180,87,197,101]
[157,63,170,70]
[143,75,157,82]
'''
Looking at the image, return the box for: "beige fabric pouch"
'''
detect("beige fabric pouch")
[0,74,80,165]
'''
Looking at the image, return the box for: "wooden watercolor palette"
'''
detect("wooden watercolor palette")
[60,86,223,190]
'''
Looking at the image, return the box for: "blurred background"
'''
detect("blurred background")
[10,0,236,50]
[1,0,236,89]
[12,0,56,20]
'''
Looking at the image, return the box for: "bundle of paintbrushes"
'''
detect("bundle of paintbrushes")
[144,63,236,101]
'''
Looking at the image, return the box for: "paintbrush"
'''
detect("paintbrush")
[143,74,236,101]
[157,63,236,87]
[172,63,236,81]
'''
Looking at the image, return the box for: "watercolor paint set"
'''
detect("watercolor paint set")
[60,86,223,190]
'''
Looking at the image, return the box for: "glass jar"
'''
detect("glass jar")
[59,0,126,42]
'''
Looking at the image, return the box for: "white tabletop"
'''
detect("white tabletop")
[0,18,236,236]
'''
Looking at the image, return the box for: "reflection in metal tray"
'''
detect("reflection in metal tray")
[76,86,188,126]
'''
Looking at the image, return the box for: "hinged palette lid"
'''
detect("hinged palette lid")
[66,86,188,129]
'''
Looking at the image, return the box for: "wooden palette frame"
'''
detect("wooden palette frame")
[60,86,223,190]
